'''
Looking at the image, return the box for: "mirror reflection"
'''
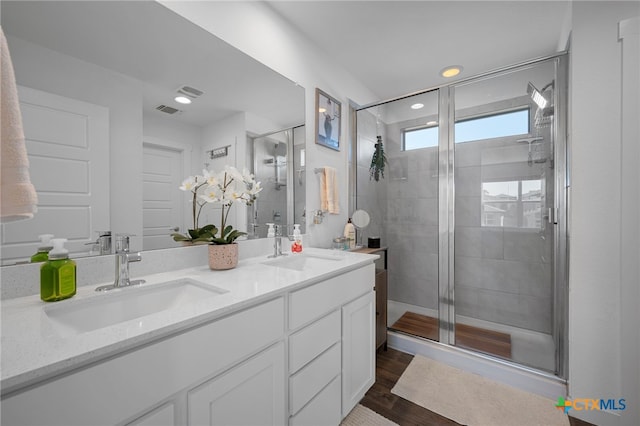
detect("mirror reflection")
[247,126,306,239]
[0,1,305,265]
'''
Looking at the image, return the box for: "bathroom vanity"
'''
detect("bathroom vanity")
[0,249,377,425]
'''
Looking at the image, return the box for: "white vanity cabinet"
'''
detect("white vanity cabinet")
[1,259,376,426]
[1,297,286,426]
[288,263,375,425]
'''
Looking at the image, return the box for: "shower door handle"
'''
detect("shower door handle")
[547,207,557,224]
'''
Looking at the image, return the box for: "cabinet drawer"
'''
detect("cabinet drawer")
[289,309,340,374]
[289,375,341,426]
[289,264,374,329]
[289,343,341,415]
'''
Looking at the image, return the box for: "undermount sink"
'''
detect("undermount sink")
[262,252,344,271]
[44,278,227,335]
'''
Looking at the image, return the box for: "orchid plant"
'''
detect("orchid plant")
[171,166,262,245]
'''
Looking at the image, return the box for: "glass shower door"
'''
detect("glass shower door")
[356,90,441,342]
[452,59,560,373]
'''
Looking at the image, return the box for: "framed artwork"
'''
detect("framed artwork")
[315,88,341,151]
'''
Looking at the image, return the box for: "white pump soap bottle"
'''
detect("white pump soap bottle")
[266,223,275,238]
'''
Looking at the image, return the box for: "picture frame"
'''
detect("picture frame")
[315,88,341,151]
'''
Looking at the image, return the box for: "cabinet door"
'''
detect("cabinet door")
[341,291,375,418]
[188,342,285,426]
[375,269,388,350]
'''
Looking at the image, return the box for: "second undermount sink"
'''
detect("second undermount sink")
[262,251,344,271]
[44,278,227,335]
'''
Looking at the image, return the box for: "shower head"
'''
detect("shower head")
[527,82,549,110]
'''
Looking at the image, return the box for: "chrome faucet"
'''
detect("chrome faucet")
[85,231,112,255]
[96,231,112,255]
[95,235,145,292]
[268,224,287,258]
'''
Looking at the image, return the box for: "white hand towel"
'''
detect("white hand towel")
[1,26,38,222]
[320,166,339,214]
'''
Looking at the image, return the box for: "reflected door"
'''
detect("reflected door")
[1,86,109,262]
[142,143,184,250]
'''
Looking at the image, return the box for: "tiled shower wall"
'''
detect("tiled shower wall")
[357,110,440,314]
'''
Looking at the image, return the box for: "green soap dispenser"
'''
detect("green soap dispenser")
[40,238,76,302]
[31,234,54,263]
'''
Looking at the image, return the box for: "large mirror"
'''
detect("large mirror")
[0,1,305,265]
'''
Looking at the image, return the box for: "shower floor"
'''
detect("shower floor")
[389,311,512,359]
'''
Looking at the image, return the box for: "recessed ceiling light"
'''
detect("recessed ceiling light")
[441,65,463,78]
[411,103,424,110]
[174,96,192,105]
[426,121,438,126]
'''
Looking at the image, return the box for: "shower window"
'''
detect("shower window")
[481,179,542,228]
[455,108,529,143]
[402,125,438,150]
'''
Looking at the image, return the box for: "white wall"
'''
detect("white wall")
[246,111,284,137]
[143,112,203,177]
[619,15,640,426]
[202,112,248,233]
[159,0,379,247]
[569,2,639,425]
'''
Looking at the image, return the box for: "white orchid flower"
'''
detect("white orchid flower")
[202,169,219,186]
[248,181,263,195]
[199,185,221,203]
[179,176,198,192]
[241,167,255,183]
[224,165,244,183]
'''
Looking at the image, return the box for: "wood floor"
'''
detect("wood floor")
[361,347,595,426]
[389,311,512,359]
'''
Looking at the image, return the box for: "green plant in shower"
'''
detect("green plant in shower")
[369,135,388,181]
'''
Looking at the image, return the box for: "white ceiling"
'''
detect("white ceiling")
[2,1,570,126]
[1,1,305,129]
[267,0,570,102]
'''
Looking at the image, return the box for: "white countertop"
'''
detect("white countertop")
[1,248,377,395]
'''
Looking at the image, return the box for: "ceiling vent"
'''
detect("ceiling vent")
[177,85,204,100]
[155,105,181,115]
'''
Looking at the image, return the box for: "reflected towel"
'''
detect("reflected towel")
[1,27,37,222]
[320,166,339,214]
